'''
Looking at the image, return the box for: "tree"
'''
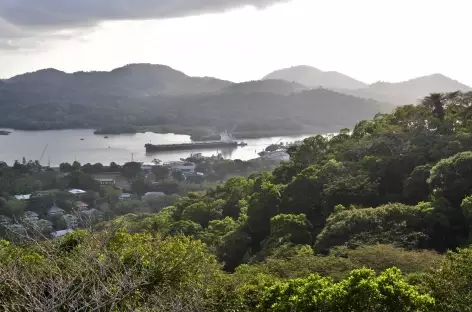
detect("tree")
[2,200,27,218]
[247,182,281,251]
[59,162,73,173]
[171,170,184,182]
[122,162,142,179]
[152,166,170,181]
[314,202,449,253]
[168,220,202,237]
[403,165,431,204]
[269,214,313,245]
[109,162,121,172]
[259,268,434,312]
[422,93,445,121]
[181,201,223,227]
[429,152,472,207]
[72,161,81,171]
[425,247,472,312]
[66,171,100,192]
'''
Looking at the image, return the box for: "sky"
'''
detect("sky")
[1,0,471,85]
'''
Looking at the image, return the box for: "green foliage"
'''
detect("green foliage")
[0,231,222,311]
[259,268,434,312]
[181,201,223,227]
[315,203,449,253]
[429,151,472,206]
[461,195,472,224]
[343,244,442,275]
[169,220,202,236]
[247,182,281,250]
[424,247,472,312]
[269,213,313,245]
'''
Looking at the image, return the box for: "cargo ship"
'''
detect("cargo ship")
[145,131,247,152]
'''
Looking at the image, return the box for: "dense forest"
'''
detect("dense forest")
[2,91,472,310]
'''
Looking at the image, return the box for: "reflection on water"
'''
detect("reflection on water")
[0,128,313,166]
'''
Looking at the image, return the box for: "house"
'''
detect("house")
[69,189,86,195]
[141,162,156,172]
[23,211,39,222]
[51,229,74,238]
[62,214,79,229]
[119,193,132,200]
[263,151,290,162]
[14,194,31,200]
[48,203,65,217]
[143,192,165,201]
[95,178,115,186]
[75,201,89,211]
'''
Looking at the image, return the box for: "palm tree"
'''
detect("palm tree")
[422,93,445,120]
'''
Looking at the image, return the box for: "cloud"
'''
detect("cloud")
[1,0,288,28]
[0,0,288,50]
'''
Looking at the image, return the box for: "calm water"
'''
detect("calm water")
[0,129,312,166]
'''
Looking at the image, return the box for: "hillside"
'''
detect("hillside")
[3,92,472,311]
[263,65,368,90]
[364,74,472,105]
[221,79,307,95]
[0,65,392,134]
[5,64,233,97]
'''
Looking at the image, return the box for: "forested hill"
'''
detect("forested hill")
[0,65,392,133]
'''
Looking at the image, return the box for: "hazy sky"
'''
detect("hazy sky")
[1,0,471,85]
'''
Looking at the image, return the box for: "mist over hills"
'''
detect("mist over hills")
[221,79,307,95]
[263,65,472,105]
[1,63,468,137]
[263,65,368,90]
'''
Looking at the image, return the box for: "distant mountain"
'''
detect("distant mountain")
[6,64,233,97]
[221,79,307,95]
[263,65,368,90]
[364,74,472,105]
[0,64,391,134]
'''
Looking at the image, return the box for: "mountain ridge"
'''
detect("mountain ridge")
[262,65,368,90]
[0,64,393,136]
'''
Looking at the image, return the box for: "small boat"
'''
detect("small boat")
[104,136,109,139]
[80,138,84,141]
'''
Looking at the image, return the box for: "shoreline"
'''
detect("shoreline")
[92,125,320,141]
[1,125,319,141]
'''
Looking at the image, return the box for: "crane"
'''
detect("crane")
[39,144,48,165]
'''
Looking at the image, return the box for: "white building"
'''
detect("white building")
[69,189,86,195]
[167,161,196,173]
[95,178,115,186]
[14,194,31,200]
[264,151,290,162]
[51,229,74,238]
[141,162,156,172]
[119,193,132,200]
